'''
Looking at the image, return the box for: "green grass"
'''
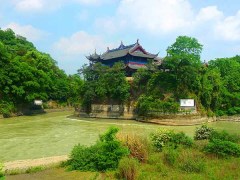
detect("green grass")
[0,111,240,162]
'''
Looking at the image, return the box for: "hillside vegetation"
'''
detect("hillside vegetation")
[0,29,83,117]
[80,36,240,117]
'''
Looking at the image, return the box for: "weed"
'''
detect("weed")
[178,149,206,173]
[117,133,149,162]
[163,147,179,166]
[25,166,45,174]
[117,157,139,180]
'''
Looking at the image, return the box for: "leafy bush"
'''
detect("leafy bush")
[117,157,139,180]
[68,127,129,171]
[194,124,214,140]
[136,95,179,116]
[209,130,240,143]
[117,133,149,163]
[0,101,15,118]
[204,139,240,158]
[150,129,193,151]
[150,129,172,151]
[170,132,193,148]
[227,107,240,115]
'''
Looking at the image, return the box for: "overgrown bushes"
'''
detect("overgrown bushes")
[194,125,214,140]
[209,130,240,143]
[204,139,240,158]
[195,125,240,158]
[65,125,240,179]
[136,95,179,116]
[150,129,193,151]
[67,127,129,171]
[0,101,15,118]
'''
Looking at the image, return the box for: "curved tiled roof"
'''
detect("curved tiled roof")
[87,40,160,61]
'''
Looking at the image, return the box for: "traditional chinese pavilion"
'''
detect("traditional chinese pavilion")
[86,40,161,76]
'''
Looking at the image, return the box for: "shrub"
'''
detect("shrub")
[209,130,240,143]
[136,95,179,116]
[68,127,129,171]
[227,107,240,115]
[150,129,193,151]
[170,132,193,148]
[194,124,214,140]
[117,157,139,180]
[204,139,240,158]
[150,129,172,151]
[0,101,15,118]
[117,133,149,163]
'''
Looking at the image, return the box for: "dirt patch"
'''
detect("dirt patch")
[4,155,69,171]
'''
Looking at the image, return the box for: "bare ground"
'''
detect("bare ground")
[3,155,69,171]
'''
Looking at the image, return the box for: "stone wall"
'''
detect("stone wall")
[78,104,136,119]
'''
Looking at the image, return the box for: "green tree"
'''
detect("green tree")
[164,36,203,98]
[79,62,130,113]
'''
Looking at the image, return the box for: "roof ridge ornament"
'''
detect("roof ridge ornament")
[137,39,139,45]
[119,41,125,49]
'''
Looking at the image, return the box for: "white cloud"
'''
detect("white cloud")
[117,0,194,33]
[94,0,198,35]
[53,31,114,55]
[214,11,240,41]
[95,1,240,42]
[196,6,223,22]
[14,0,43,11]
[52,31,118,74]
[11,0,112,12]
[3,22,47,42]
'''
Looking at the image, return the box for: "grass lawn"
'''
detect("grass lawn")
[1,111,240,179]
[0,111,240,162]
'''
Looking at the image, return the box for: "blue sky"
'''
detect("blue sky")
[0,0,239,74]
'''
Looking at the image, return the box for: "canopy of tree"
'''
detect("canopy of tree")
[81,36,240,117]
[1,30,239,118]
[0,28,83,117]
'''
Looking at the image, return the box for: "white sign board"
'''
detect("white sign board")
[34,100,43,106]
[180,99,195,107]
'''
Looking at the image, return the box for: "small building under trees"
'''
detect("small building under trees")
[86,40,162,76]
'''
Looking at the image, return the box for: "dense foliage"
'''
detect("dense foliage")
[133,36,240,116]
[1,30,239,117]
[194,125,214,140]
[150,129,193,151]
[0,29,83,117]
[195,125,240,158]
[79,62,130,113]
[204,139,240,158]
[68,127,129,171]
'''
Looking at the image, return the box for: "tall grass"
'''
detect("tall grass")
[117,133,150,163]
[117,157,139,180]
